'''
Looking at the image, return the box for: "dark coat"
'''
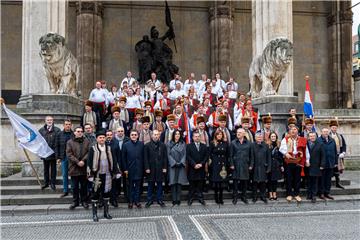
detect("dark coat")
[252,142,271,182]
[38,124,61,161]
[318,136,338,169]
[106,138,122,173]
[66,137,90,176]
[268,144,283,181]
[55,130,74,160]
[307,140,326,176]
[144,140,168,182]
[186,142,209,181]
[122,140,144,181]
[209,141,229,182]
[167,141,188,185]
[229,138,253,180]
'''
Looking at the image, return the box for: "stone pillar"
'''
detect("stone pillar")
[252,0,293,96]
[354,70,360,108]
[20,0,68,96]
[327,0,353,109]
[76,1,103,99]
[209,2,233,80]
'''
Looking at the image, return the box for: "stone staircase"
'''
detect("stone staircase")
[1,172,360,210]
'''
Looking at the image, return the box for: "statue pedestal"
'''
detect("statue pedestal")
[16,94,82,177]
[252,95,301,136]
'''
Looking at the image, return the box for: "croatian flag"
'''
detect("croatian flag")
[303,78,314,118]
[2,103,54,158]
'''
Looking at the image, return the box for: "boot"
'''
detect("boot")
[335,176,345,189]
[103,198,112,220]
[92,201,99,222]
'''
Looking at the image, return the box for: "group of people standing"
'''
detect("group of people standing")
[38,71,347,222]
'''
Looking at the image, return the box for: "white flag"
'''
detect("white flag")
[2,104,54,158]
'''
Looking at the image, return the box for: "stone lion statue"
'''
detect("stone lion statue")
[39,33,79,96]
[248,37,293,98]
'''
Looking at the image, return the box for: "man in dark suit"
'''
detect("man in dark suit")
[186,131,209,205]
[105,130,121,207]
[318,128,338,200]
[306,132,326,203]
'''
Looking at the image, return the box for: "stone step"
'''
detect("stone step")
[0,176,352,187]
[0,179,352,195]
[2,194,360,216]
[2,184,360,206]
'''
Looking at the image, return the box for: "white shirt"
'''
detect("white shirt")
[121,77,137,87]
[169,89,186,100]
[125,95,141,109]
[211,84,223,97]
[169,79,183,91]
[89,88,108,105]
[279,137,310,163]
[183,79,197,92]
[107,91,119,104]
[216,79,226,90]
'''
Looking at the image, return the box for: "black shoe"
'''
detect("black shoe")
[158,201,166,207]
[187,199,193,206]
[232,198,238,205]
[103,200,113,220]
[324,194,334,200]
[50,184,56,191]
[82,202,89,209]
[252,197,257,203]
[145,201,153,208]
[336,183,345,189]
[69,203,79,210]
[319,194,326,200]
[260,197,268,204]
[128,203,133,209]
[41,184,49,190]
[111,200,118,208]
[241,197,249,204]
[199,199,206,205]
[135,203,142,208]
[177,201,181,206]
[60,192,68,198]
[92,202,99,222]
[311,197,316,203]
[306,195,312,200]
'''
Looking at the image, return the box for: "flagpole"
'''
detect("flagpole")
[22,148,42,188]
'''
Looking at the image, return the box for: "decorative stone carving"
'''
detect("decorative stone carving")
[248,37,293,98]
[39,32,79,96]
[75,1,104,17]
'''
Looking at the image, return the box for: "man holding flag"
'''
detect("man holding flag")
[0,98,55,188]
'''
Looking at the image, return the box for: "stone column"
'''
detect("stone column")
[327,0,353,109]
[20,0,68,96]
[76,1,103,99]
[209,2,233,80]
[252,0,293,96]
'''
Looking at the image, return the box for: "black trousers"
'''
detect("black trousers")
[319,168,333,195]
[171,184,182,202]
[71,175,88,204]
[285,164,301,196]
[188,180,204,201]
[233,180,248,198]
[43,159,56,185]
[268,180,278,192]
[111,178,122,202]
[252,181,266,198]
[91,174,111,201]
[308,176,320,198]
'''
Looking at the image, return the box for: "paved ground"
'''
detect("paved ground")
[1,200,359,240]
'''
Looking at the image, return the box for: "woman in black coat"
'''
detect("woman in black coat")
[209,129,229,204]
[267,132,284,200]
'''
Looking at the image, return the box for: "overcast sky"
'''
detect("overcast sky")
[353,0,360,35]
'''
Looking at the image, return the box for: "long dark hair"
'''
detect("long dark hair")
[171,129,184,143]
[269,131,280,148]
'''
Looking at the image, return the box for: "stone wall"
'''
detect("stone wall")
[0,1,348,108]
